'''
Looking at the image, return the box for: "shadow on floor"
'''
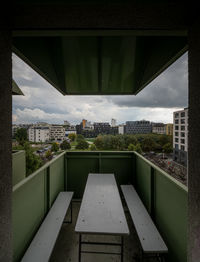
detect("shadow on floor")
[50,201,157,262]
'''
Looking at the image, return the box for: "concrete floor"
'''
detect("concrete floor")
[50,201,158,262]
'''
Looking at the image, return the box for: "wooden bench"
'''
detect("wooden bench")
[121,185,168,262]
[21,191,74,262]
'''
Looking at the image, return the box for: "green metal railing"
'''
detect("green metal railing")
[12,151,187,262]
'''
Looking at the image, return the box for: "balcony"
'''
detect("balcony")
[13,151,187,262]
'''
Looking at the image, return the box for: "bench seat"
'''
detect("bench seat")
[21,191,73,262]
[121,185,167,255]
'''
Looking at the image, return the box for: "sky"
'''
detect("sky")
[12,52,188,125]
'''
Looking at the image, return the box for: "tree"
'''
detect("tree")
[45,150,53,160]
[15,128,28,145]
[90,144,97,151]
[158,135,170,147]
[135,143,142,154]
[163,142,173,153]
[76,134,85,142]
[76,140,89,150]
[60,140,71,150]
[23,142,42,176]
[128,143,135,151]
[141,137,157,152]
[68,133,76,142]
[51,142,59,152]
[94,136,104,150]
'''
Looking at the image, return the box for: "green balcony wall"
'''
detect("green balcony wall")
[12,150,26,186]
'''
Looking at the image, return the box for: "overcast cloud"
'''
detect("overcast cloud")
[12,52,188,125]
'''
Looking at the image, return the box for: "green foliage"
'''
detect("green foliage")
[15,128,28,145]
[158,135,171,147]
[94,136,104,150]
[23,142,42,176]
[128,143,142,154]
[141,137,158,152]
[68,133,76,142]
[45,150,53,160]
[163,142,173,153]
[51,142,59,152]
[75,140,89,150]
[128,143,135,151]
[60,140,71,150]
[90,144,97,151]
[76,134,85,142]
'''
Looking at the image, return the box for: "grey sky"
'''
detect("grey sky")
[12,52,188,125]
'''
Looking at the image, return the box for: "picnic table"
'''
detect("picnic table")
[75,173,129,262]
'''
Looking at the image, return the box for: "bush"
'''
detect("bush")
[94,136,104,150]
[45,150,53,160]
[76,134,85,142]
[90,144,97,151]
[60,140,71,150]
[76,140,89,150]
[51,142,59,152]
[15,128,28,145]
[128,143,135,151]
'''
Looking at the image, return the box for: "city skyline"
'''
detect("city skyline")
[12,52,188,125]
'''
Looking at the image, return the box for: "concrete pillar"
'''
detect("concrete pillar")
[188,18,200,262]
[0,31,12,261]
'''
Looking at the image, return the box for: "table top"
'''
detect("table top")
[75,173,129,235]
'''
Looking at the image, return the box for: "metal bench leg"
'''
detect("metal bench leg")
[121,236,124,262]
[78,234,82,262]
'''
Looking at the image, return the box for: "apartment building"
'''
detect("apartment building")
[173,108,188,166]
[125,120,152,134]
[50,125,65,142]
[152,123,166,135]
[28,126,50,143]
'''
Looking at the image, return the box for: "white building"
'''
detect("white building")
[118,125,125,135]
[111,118,117,127]
[28,126,50,143]
[50,125,65,142]
[173,108,188,166]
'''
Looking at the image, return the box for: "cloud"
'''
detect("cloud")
[12,52,188,125]
[107,53,188,108]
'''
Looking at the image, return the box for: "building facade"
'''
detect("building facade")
[118,125,125,135]
[173,108,188,166]
[111,118,116,127]
[28,126,50,143]
[152,123,166,134]
[94,122,111,135]
[125,120,152,134]
[50,125,65,142]
[166,123,173,136]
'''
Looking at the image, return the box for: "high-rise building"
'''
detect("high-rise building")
[173,108,188,166]
[94,122,111,135]
[118,125,125,135]
[111,118,116,127]
[125,120,152,134]
[82,119,87,129]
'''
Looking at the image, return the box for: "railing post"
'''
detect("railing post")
[132,152,136,186]
[64,152,67,191]
[46,166,51,210]
[99,152,102,173]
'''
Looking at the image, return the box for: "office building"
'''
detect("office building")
[152,123,166,135]
[28,126,50,143]
[111,118,116,127]
[166,123,173,136]
[125,120,152,134]
[50,125,65,142]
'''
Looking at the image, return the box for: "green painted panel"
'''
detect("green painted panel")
[12,169,46,261]
[154,170,187,262]
[66,153,99,198]
[63,37,98,94]
[49,155,65,206]
[135,155,151,212]
[12,150,26,186]
[101,37,137,94]
[100,154,133,186]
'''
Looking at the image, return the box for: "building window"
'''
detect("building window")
[181,132,185,137]
[175,126,179,130]
[175,144,179,149]
[175,132,179,136]
[181,139,185,144]
[181,112,185,117]
[175,119,179,124]
[181,119,185,124]
[181,126,185,131]
[181,145,185,151]
[175,138,179,143]
[175,113,179,118]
